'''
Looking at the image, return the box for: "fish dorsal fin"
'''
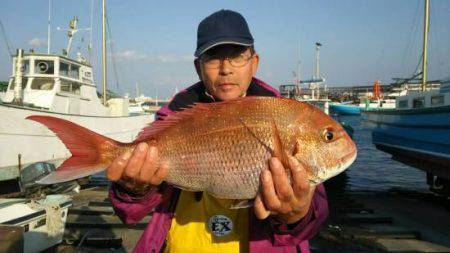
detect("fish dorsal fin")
[134,96,267,143]
[271,119,291,169]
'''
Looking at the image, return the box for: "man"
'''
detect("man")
[107,10,328,253]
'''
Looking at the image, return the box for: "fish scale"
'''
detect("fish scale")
[27,96,357,200]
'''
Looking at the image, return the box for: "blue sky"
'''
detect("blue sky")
[1,0,449,98]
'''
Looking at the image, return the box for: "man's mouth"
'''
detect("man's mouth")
[218,83,237,91]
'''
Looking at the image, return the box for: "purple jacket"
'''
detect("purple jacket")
[109,78,329,252]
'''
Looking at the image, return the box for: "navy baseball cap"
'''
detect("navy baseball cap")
[195,10,254,57]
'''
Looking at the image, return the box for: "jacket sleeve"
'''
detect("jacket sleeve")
[268,183,329,246]
[109,182,164,225]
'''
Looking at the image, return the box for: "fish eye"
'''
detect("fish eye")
[323,129,335,142]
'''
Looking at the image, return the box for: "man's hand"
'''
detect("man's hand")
[106,142,169,195]
[254,156,315,224]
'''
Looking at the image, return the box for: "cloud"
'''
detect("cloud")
[116,50,148,61]
[28,38,46,47]
[115,50,194,64]
[155,54,194,63]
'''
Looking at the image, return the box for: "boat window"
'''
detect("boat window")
[60,62,69,76]
[60,79,81,95]
[34,60,54,74]
[31,78,55,90]
[8,77,28,90]
[412,97,425,108]
[398,100,408,108]
[72,82,81,95]
[22,60,30,74]
[431,95,444,106]
[60,80,71,92]
[70,65,80,79]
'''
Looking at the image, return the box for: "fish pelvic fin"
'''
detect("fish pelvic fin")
[27,115,124,184]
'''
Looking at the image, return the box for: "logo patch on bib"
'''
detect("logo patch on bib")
[208,215,233,237]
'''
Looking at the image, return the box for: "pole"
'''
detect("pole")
[102,0,107,105]
[47,0,51,54]
[315,42,322,98]
[421,0,429,91]
[13,49,24,104]
[315,43,321,80]
[89,0,94,62]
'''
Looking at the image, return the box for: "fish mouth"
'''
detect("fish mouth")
[340,146,357,164]
[313,147,357,184]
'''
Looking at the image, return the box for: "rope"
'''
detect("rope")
[28,199,63,238]
[106,15,121,94]
[0,18,13,58]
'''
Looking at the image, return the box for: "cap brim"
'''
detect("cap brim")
[195,37,253,57]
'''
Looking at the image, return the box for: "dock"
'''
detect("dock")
[42,177,450,252]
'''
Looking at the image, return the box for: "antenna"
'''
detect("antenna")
[57,17,91,57]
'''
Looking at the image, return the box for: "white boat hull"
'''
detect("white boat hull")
[0,194,72,253]
[0,103,153,181]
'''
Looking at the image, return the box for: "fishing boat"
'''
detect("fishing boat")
[358,80,408,111]
[0,2,151,194]
[280,42,356,138]
[329,102,361,115]
[0,194,72,253]
[362,0,450,195]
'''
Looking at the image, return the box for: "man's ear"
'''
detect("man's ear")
[194,58,202,80]
[251,53,260,76]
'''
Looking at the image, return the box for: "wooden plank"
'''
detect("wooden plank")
[0,225,24,253]
[375,239,450,252]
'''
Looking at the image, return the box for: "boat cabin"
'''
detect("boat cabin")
[3,52,113,116]
[396,81,450,110]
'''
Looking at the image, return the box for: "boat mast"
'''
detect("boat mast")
[89,0,94,63]
[47,0,51,54]
[421,0,430,91]
[102,0,107,105]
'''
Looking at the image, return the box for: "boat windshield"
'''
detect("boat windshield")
[31,78,55,90]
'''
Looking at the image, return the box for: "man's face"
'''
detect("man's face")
[195,45,259,101]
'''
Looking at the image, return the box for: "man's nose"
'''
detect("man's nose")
[219,58,233,75]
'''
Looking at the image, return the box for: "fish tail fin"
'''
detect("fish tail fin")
[26,115,124,184]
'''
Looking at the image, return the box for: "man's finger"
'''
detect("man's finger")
[150,161,169,186]
[139,146,158,184]
[124,143,148,179]
[289,157,310,199]
[106,151,132,181]
[253,193,271,220]
[261,169,282,210]
[269,157,294,203]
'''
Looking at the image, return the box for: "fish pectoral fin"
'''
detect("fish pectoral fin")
[230,199,254,209]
